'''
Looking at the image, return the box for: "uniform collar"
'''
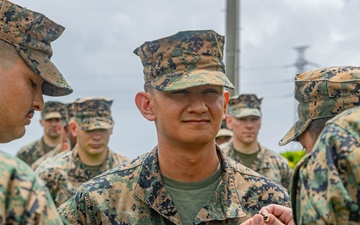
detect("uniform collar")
[133,146,246,223]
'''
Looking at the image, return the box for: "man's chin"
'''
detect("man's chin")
[0,128,26,143]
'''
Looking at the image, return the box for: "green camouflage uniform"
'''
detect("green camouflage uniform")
[221,143,292,191]
[32,101,77,171]
[0,151,62,225]
[0,150,64,224]
[16,101,68,165]
[277,66,360,224]
[0,0,72,223]
[222,94,293,190]
[293,109,360,225]
[37,97,129,207]
[37,145,129,207]
[58,147,290,224]
[31,142,64,170]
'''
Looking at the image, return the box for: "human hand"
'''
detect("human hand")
[241,213,286,225]
[259,204,295,225]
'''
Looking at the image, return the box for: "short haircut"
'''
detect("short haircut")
[0,39,19,70]
[144,82,153,92]
[307,117,333,141]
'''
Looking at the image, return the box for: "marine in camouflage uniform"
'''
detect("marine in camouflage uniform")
[32,102,76,170]
[294,106,360,224]
[37,97,129,207]
[0,0,72,223]
[278,66,360,225]
[220,94,293,190]
[17,101,68,165]
[59,30,290,224]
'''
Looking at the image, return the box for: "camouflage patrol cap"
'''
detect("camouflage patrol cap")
[0,0,73,96]
[65,100,76,119]
[133,30,234,91]
[279,66,360,146]
[41,101,67,121]
[216,128,233,138]
[227,94,262,118]
[72,96,114,131]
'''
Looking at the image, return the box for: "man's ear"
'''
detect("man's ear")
[225,115,233,130]
[135,91,156,121]
[69,120,77,138]
[223,90,230,119]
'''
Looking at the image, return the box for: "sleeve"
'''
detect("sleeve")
[297,123,360,224]
[58,186,93,225]
[0,152,64,224]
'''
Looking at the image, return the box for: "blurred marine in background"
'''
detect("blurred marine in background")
[17,101,67,165]
[37,96,129,207]
[220,94,292,190]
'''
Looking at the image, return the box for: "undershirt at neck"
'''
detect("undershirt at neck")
[162,163,222,225]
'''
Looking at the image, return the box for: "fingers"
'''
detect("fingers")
[241,214,263,225]
[241,214,283,225]
[259,204,295,225]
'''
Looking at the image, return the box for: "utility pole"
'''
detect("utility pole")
[225,0,240,96]
[294,46,310,74]
[291,45,319,150]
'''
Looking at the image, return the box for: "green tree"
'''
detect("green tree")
[280,150,306,168]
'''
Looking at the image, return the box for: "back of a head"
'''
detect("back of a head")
[279,66,360,146]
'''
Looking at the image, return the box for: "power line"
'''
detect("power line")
[289,45,319,150]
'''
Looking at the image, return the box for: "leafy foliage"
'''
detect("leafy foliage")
[280,150,306,168]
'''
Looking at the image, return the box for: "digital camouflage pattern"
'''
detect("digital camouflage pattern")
[0,150,64,224]
[31,142,67,170]
[58,147,290,224]
[41,101,68,121]
[134,30,234,91]
[72,96,114,131]
[16,137,56,166]
[0,0,72,96]
[291,106,360,225]
[220,142,293,191]
[227,94,263,118]
[66,101,75,119]
[279,66,360,146]
[34,148,70,175]
[36,145,129,207]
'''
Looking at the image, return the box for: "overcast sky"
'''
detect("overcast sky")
[1,0,359,159]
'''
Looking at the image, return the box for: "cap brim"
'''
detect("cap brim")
[42,112,62,120]
[216,129,233,137]
[18,48,73,96]
[233,108,261,118]
[76,117,113,131]
[151,69,234,91]
[278,119,311,146]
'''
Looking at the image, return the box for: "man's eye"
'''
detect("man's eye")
[204,88,218,93]
[172,90,188,94]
